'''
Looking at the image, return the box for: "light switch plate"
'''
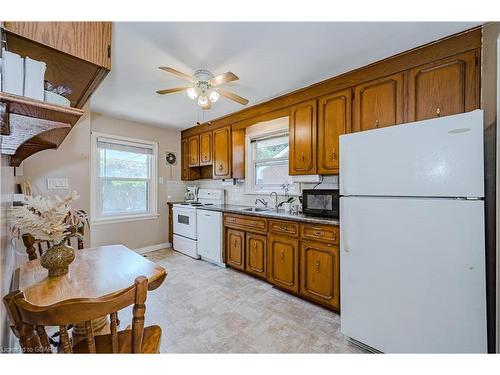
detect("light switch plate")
[47,178,69,190]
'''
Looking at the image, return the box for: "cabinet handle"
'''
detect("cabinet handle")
[315,260,321,272]
[375,119,380,128]
[436,108,441,117]
[301,152,305,163]
[218,163,223,171]
[279,225,287,231]
[315,231,323,236]
[280,251,285,263]
[332,147,337,160]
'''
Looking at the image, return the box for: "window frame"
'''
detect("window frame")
[245,120,299,195]
[91,131,159,225]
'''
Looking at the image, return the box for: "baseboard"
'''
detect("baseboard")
[134,242,171,255]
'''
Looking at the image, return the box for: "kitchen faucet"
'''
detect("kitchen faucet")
[255,198,268,207]
[270,191,279,211]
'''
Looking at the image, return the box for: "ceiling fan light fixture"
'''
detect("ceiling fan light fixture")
[187,87,198,100]
[209,90,220,103]
[198,94,209,106]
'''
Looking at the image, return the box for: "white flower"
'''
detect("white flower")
[11,191,85,245]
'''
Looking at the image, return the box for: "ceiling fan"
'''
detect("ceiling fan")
[156,67,249,110]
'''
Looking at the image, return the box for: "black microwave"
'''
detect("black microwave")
[302,189,340,218]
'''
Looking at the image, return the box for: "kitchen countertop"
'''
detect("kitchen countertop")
[198,204,340,226]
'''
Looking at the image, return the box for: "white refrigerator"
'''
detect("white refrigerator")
[339,110,487,353]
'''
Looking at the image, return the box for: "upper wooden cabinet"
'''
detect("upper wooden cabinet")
[407,50,479,122]
[188,135,200,167]
[213,126,232,179]
[199,131,212,166]
[318,89,351,175]
[289,100,317,175]
[181,138,199,181]
[181,138,190,180]
[231,129,245,179]
[3,22,112,69]
[0,22,112,167]
[353,72,404,132]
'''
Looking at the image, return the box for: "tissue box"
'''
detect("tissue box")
[1,49,24,96]
[24,57,46,100]
[44,90,71,107]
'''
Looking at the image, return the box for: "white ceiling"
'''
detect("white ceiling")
[91,22,481,130]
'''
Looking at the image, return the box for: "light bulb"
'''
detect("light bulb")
[198,95,208,106]
[187,87,198,100]
[209,90,220,103]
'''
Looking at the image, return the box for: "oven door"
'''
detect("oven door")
[173,206,197,240]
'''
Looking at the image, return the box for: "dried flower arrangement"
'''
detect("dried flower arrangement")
[11,191,87,246]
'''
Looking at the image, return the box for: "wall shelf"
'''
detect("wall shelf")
[0,92,84,166]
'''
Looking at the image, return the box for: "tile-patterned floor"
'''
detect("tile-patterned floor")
[125,248,365,353]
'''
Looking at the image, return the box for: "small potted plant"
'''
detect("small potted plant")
[11,191,87,277]
[278,184,296,213]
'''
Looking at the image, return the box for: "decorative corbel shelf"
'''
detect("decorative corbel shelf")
[0,92,84,166]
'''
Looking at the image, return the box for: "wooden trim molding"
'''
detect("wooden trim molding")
[181,27,481,137]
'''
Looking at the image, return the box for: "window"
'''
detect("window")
[245,117,298,194]
[91,133,158,223]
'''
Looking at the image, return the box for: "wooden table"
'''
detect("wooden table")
[13,244,167,307]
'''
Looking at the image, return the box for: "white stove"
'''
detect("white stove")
[172,188,224,260]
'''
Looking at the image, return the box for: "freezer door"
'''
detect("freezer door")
[340,110,484,198]
[340,196,486,353]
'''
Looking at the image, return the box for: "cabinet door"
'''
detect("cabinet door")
[199,132,212,166]
[300,241,340,309]
[267,234,299,293]
[213,126,232,179]
[181,138,190,181]
[3,22,112,69]
[407,50,479,122]
[188,135,200,167]
[353,72,404,132]
[245,233,267,279]
[226,229,245,270]
[318,89,351,174]
[289,100,317,175]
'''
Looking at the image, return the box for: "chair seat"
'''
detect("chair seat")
[73,325,162,353]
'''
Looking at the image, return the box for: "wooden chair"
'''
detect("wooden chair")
[3,276,162,354]
[22,225,85,261]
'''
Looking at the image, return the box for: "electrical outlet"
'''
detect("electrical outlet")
[47,178,68,190]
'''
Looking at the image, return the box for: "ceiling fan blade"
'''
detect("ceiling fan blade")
[217,88,249,105]
[159,67,195,82]
[156,87,191,95]
[209,72,239,86]
[201,100,211,110]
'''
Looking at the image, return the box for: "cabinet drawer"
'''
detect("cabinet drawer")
[300,223,339,244]
[224,214,267,232]
[268,220,299,236]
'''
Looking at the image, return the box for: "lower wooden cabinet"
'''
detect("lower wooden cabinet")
[300,240,340,310]
[267,233,299,294]
[224,213,340,311]
[226,229,245,270]
[245,233,267,279]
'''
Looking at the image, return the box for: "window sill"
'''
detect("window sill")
[90,213,160,226]
[244,190,300,196]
